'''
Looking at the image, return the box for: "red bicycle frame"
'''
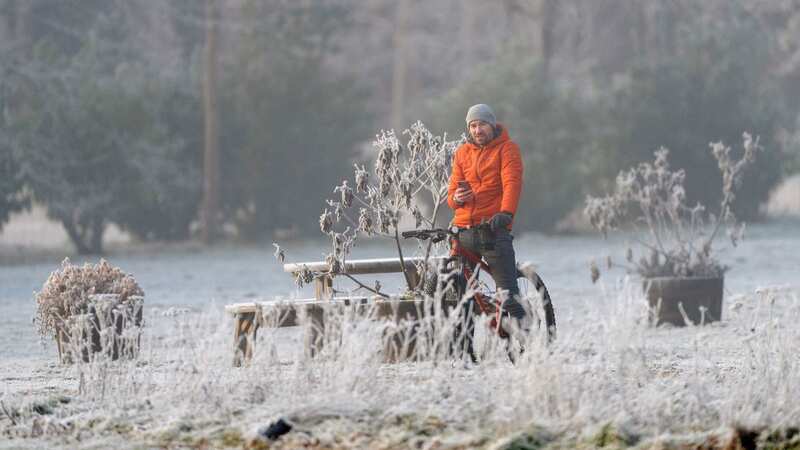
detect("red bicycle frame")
[449,233,509,337]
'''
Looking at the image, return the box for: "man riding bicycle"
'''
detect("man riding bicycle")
[447,103,530,337]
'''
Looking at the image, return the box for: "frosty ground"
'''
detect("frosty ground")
[1,222,799,449]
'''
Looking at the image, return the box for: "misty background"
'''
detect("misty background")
[1,0,799,255]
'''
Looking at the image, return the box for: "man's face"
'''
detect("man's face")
[468,120,494,146]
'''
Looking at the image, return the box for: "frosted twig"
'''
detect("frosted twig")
[0,400,17,426]
[339,273,390,298]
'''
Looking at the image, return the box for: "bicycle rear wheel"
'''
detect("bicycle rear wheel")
[516,263,556,342]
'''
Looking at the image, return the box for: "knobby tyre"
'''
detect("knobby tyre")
[516,264,557,342]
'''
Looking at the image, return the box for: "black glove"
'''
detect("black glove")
[489,212,513,232]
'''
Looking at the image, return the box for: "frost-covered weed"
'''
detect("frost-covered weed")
[4,282,800,448]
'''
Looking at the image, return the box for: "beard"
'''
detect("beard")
[471,131,491,146]
[466,124,496,147]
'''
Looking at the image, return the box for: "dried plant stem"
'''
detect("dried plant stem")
[640,207,668,257]
[630,235,670,260]
[1,400,17,426]
[418,198,444,290]
[705,198,731,249]
[352,193,373,211]
[339,212,360,230]
[665,209,685,247]
[339,273,390,298]
[394,228,414,290]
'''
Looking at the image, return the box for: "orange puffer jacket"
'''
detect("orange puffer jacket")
[447,124,523,229]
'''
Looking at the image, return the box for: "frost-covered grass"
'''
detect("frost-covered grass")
[2,280,800,449]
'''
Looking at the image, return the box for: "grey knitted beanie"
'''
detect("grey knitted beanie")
[465,104,496,127]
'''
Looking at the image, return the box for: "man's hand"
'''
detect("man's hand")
[489,212,513,231]
[453,186,474,205]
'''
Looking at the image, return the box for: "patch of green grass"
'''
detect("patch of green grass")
[759,427,800,450]
[219,428,244,447]
[500,425,556,450]
[585,423,637,449]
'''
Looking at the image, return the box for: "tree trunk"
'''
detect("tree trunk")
[61,219,92,255]
[89,217,104,254]
[540,0,556,80]
[391,0,409,133]
[459,0,477,69]
[201,0,220,244]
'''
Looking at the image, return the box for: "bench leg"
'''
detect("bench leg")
[233,312,258,367]
[303,307,325,359]
[314,275,333,300]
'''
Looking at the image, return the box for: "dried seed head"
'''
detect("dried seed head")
[378,209,396,234]
[380,180,391,198]
[294,265,314,287]
[334,202,343,221]
[358,208,373,235]
[326,254,342,274]
[401,181,412,208]
[272,243,285,263]
[319,209,333,234]
[354,164,369,193]
[412,206,423,228]
[333,233,344,256]
[335,180,354,208]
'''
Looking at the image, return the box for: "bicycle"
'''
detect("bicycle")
[402,224,556,362]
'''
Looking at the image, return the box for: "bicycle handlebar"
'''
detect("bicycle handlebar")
[402,223,494,242]
[400,228,453,242]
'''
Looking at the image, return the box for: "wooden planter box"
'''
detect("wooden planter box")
[643,276,723,326]
[55,294,144,363]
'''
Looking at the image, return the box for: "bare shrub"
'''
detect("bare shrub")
[584,133,762,279]
[34,258,144,339]
[282,122,460,295]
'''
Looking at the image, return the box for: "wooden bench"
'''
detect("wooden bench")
[226,256,447,366]
[282,256,444,300]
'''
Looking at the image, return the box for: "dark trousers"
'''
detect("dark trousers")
[457,227,526,319]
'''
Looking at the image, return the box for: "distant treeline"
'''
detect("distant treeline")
[1,1,798,253]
